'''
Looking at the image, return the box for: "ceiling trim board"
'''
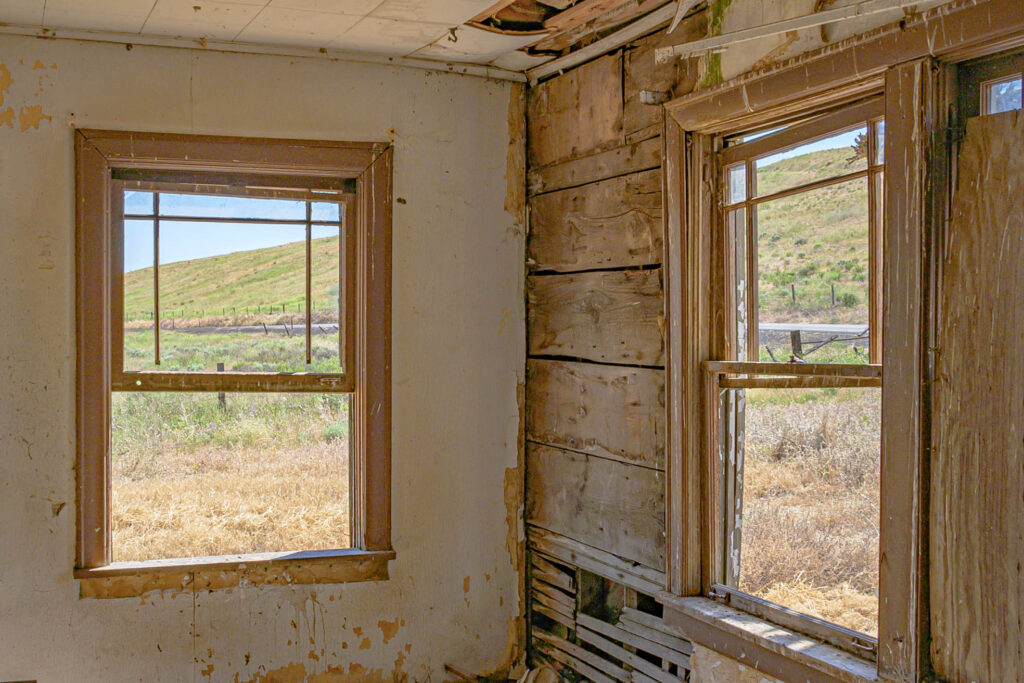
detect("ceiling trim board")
[0,23,528,82]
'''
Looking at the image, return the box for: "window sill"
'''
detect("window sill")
[657,594,877,683]
[75,548,395,599]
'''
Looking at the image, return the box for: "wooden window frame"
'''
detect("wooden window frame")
[74,130,394,590]
[660,1,1024,680]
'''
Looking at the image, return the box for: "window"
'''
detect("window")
[708,100,884,657]
[75,130,393,589]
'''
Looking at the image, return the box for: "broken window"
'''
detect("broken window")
[709,99,885,656]
[75,130,392,580]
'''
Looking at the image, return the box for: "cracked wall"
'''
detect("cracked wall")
[0,34,525,683]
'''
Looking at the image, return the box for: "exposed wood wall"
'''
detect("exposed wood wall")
[524,16,704,679]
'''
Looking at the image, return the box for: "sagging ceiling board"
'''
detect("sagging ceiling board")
[0,0,682,75]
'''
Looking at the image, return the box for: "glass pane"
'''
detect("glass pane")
[730,208,748,361]
[133,221,309,372]
[158,193,307,221]
[124,191,154,215]
[756,177,870,363]
[985,75,1023,114]
[874,120,885,165]
[110,391,351,560]
[727,165,747,205]
[311,225,343,373]
[735,386,880,637]
[755,126,869,198]
[123,220,154,371]
[311,201,341,222]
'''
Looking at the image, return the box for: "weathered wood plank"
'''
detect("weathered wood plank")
[532,587,576,621]
[533,635,624,683]
[528,269,664,366]
[579,613,691,670]
[530,527,666,592]
[931,109,1024,683]
[533,579,576,611]
[532,602,576,631]
[527,358,664,469]
[528,169,663,272]
[529,136,662,196]
[527,52,623,169]
[622,21,702,137]
[526,443,665,570]
[576,622,683,683]
[619,607,694,659]
[532,553,576,593]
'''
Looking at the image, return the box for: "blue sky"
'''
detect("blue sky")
[123,192,341,272]
[757,126,868,168]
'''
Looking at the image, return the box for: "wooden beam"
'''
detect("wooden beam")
[656,0,952,62]
[528,1,678,84]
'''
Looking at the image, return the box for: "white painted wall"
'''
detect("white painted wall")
[0,34,525,683]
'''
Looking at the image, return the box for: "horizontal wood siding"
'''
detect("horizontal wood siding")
[528,269,664,365]
[527,443,665,570]
[529,169,663,272]
[526,358,664,469]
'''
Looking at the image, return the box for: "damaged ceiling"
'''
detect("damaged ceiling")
[0,0,681,76]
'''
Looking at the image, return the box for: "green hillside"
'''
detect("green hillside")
[755,146,871,327]
[124,235,341,322]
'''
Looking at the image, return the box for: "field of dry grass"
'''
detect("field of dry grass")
[738,387,880,636]
[110,392,350,562]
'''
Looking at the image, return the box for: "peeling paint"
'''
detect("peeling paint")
[377,618,400,644]
[17,104,51,132]
[0,107,15,129]
[359,637,372,650]
[0,64,12,107]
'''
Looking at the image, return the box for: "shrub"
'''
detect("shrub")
[838,292,859,307]
[322,421,349,442]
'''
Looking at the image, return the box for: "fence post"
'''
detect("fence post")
[791,284,796,302]
[217,362,226,409]
[790,330,803,357]
[831,284,836,306]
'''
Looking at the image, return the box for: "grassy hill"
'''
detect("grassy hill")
[754,146,870,327]
[124,235,341,321]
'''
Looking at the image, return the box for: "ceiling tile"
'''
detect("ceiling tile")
[42,0,154,32]
[369,0,497,26]
[0,0,45,25]
[489,50,553,72]
[330,17,449,56]
[143,1,265,40]
[412,25,545,63]
[268,0,383,14]
[235,5,362,45]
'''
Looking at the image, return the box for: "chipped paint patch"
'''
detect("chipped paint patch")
[0,107,14,129]
[505,82,526,231]
[359,637,371,650]
[236,662,306,683]
[17,104,50,132]
[377,618,400,644]
[0,64,12,107]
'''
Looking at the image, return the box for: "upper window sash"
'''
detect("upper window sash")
[110,176,357,394]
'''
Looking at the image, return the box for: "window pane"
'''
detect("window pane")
[874,120,885,165]
[984,75,1023,114]
[111,392,351,561]
[729,208,748,360]
[755,127,868,198]
[734,386,880,637]
[124,191,154,215]
[727,165,747,205]
[756,177,870,363]
[158,193,307,221]
[124,220,154,370]
[311,225,343,373]
[311,201,341,222]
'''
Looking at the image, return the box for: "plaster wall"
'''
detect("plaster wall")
[0,34,525,683]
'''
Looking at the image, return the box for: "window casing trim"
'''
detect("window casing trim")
[75,130,392,583]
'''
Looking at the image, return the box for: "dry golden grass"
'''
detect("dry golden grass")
[738,388,880,636]
[113,444,349,561]
[111,393,350,562]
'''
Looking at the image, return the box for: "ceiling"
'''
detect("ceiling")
[0,0,569,73]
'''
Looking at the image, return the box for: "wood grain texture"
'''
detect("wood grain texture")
[526,443,665,570]
[527,52,623,169]
[526,358,665,469]
[529,136,662,196]
[931,110,1024,682]
[528,169,663,272]
[622,18,702,137]
[528,269,664,365]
